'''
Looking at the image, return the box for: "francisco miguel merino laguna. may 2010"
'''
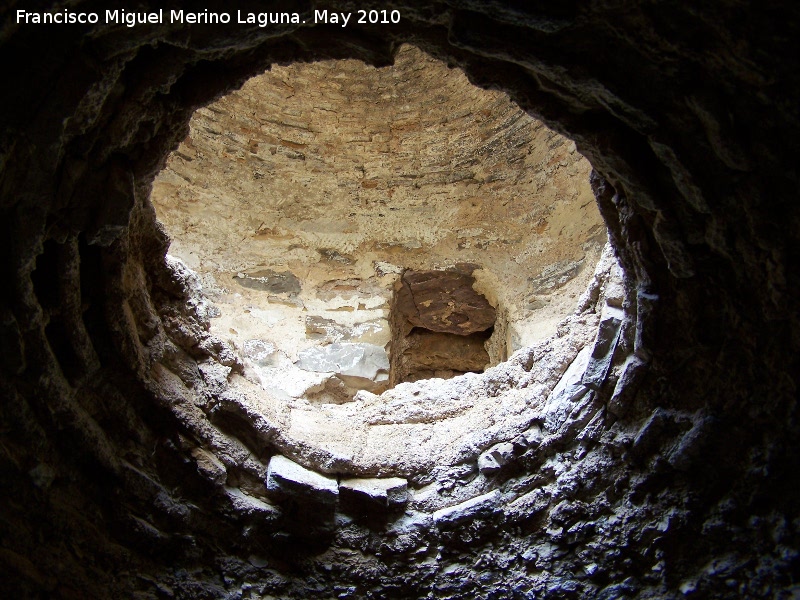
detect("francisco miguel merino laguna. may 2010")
[15,8,401,27]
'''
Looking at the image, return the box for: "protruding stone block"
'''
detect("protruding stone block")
[581,306,624,390]
[433,490,501,528]
[339,477,409,510]
[542,345,592,433]
[190,447,227,485]
[515,424,543,450]
[265,455,338,506]
[224,487,280,521]
[608,355,647,418]
[477,441,516,475]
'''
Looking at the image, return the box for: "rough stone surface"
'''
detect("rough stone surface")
[394,269,497,336]
[1,3,799,599]
[477,441,516,475]
[339,477,409,510]
[266,455,338,506]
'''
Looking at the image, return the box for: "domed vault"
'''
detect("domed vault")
[151,45,606,396]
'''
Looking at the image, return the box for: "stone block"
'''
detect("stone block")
[581,306,624,390]
[608,355,647,418]
[234,269,301,296]
[339,477,409,510]
[190,447,227,485]
[542,345,592,433]
[515,424,543,450]
[433,490,501,528]
[224,487,280,520]
[295,342,389,384]
[477,441,516,475]
[242,339,279,367]
[504,488,551,522]
[631,408,672,459]
[197,360,231,396]
[265,455,338,506]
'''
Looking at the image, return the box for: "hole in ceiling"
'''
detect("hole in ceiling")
[150,44,619,475]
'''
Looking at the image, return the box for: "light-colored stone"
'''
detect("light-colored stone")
[242,339,278,367]
[295,342,389,385]
[224,487,280,518]
[478,441,516,475]
[339,477,409,508]
[542,345,593,433]
[581,305,624,390]
[305,316,386,345]
[433,490,501,527]
[517,424,543,449]
[265,455,338,505]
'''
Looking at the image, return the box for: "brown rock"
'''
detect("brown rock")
[400,330,490,377]
[394,269,496,336]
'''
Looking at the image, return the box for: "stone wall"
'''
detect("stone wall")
[0,2,798,598]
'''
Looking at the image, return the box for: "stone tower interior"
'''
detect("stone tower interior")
[1,2,799,599]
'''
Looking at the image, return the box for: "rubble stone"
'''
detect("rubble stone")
[339,477,409,510]
[265,455,338,506]
[478,442,516,475]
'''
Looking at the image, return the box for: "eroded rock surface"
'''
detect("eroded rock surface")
[394,269,497,336]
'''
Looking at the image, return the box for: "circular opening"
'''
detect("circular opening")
[150,45,618,479]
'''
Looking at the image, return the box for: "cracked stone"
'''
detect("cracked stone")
[265,455,338,506]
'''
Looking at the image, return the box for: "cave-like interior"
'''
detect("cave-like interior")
[1,2,799,598]
[149,45,606,406]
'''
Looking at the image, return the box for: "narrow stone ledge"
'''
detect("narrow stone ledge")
[477,441,517,475]
[265,455,338,506]
[432,490,501,528]
[339,477,409,511]
[223,487,281,521]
